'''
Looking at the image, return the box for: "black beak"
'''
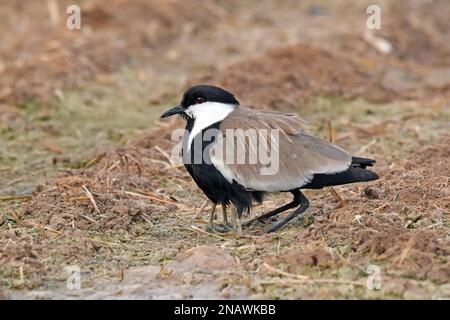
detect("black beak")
[161,105,184,118]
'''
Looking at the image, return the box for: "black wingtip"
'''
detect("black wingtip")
[302,166,379,189]
[363,169,379,181]
[352,156,376,168]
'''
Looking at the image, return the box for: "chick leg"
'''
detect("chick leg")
[230,206,243,235]
[221,204,232,227]
[207,203,232,233]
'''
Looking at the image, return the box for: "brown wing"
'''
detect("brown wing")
[210,107,351,192]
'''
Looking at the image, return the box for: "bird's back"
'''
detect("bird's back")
[211,106,354,192]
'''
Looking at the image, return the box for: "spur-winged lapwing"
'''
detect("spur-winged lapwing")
[161,85,379,233]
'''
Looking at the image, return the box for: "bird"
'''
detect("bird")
[161,85,379,233]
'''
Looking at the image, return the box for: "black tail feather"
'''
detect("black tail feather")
[352,156,376,169]
[302,157,379,189]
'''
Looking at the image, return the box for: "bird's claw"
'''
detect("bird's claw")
[264,223,284,233]
[243,217,269,228]
[206,223,233,233]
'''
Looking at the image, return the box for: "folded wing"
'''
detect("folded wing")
[210,107,352,192]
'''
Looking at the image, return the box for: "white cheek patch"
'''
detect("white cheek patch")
[187,102,236,152]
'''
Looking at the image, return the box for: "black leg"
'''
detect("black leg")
[265,191,309,233]
[243,190,302,227]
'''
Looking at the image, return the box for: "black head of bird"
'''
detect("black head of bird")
[161,85,379,234]
[161,84,239,120]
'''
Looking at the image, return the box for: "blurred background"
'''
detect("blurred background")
[0,0,449,299]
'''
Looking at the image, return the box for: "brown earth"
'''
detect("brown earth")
[0,0,231,104]
[3,122,448,298]
[1,0,449,299]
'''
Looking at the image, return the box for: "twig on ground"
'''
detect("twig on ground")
[262,261,365,286]
[162,163,185,172]
[327,120,335,144]
[68,196,89,202]
[81,214,98,224]
[23,220,61,236]
[193,199,209,219]
[83,153,106,169]
[326,120,345,206]
[154,145,174,165]
[263,263,308,280]
[188,225,228,241]
[357,139,377,154]
[259,278,365,287]
[82,185,101,214]
[327,187,346,206]
[148,159,174,171]
[106,160,121,173]
[140,213,154,226]
[124,154,144,177]
[0,195,32,202]
[124,189,190,208]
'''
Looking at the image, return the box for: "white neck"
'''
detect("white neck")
[186,102,236,152]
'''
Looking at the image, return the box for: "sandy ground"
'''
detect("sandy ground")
[0,0,449,299]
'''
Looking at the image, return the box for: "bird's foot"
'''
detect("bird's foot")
[264,222,286,233]
[206,223,233,233]
[220,217,233,229]
[243,217,270,228]
[233,218,243,236]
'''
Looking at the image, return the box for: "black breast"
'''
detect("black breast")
[183,120,262,214]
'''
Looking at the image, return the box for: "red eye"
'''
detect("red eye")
[195,97,206,104]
